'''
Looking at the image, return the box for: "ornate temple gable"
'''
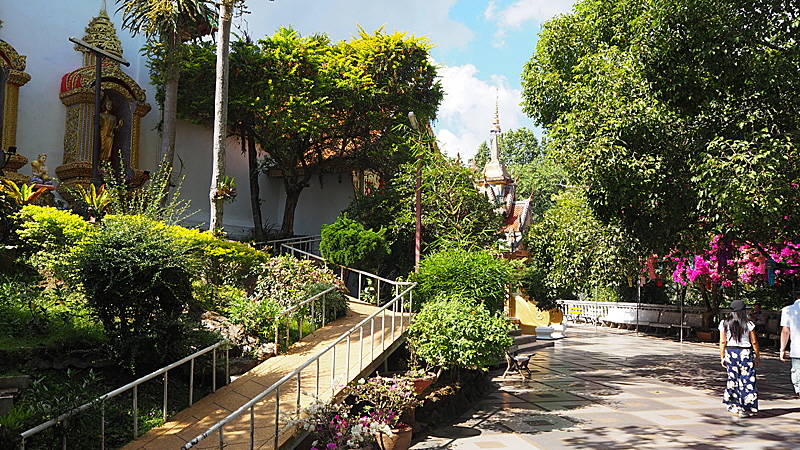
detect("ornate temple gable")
[55,4,151,200]
[60,62,148,104]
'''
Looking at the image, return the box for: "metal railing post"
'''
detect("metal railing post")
[274,388,280,450]
[163,371,168,421]
[249,406,255,450]
[133,385,138,438]
[189,359,195,405]
[345,335,351,382]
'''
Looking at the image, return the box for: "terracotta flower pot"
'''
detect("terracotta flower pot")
[410,376,435,395]
[376,426,412,450]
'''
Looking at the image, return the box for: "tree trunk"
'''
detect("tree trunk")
[161,29,180,175]
[280,184,303,238]
[246,130,264,240]
[209,1,233,232]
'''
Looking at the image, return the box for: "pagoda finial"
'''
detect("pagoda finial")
[489,94,501,163]
[491,92,501,134]
[78,5,124,63]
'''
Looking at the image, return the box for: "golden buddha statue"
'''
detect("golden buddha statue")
[99,97,122,161]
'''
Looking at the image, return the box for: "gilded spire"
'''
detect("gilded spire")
[79,6,123,60]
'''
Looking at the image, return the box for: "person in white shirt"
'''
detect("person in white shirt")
[779,288,800,397]
[719,300,760,418]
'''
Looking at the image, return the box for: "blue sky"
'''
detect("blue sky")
[241,0,577,160]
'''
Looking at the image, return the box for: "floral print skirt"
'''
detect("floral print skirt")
[723,347,758,413]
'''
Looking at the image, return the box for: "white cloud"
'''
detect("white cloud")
[238,0,473,52]
[433,63,530,162]
[486,0,574,30]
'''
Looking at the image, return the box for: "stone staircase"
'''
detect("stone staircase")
[509,329,540,355]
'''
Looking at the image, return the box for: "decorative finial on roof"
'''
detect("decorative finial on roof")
[79,5,123,59]
[491,92,501,134]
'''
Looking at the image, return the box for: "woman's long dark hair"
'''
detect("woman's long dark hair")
[724,310,749,341]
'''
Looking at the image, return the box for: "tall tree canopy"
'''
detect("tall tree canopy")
[174,27,443,237]
[521,0,800,255]
[346,149,501,277]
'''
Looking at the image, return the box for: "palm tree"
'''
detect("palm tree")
[115,0,215,175]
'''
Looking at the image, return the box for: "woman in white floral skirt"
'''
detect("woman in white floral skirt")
[719,300,761,418]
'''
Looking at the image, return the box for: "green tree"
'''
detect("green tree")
[116,0,215,176]
[257,27,443,237]
[522,189,640,304]
[520,0,800,254]
[320,214,390,273]
[347,152,501,277]
[472,127,542,169]
[174,27,443,238]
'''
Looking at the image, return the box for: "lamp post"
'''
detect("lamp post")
[408,112,422,272]
[68,37,129,187]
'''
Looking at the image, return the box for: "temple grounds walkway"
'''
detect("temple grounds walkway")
[120,301,406,450]
[412,323,800,450]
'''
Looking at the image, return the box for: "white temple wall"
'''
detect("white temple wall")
[2,0,353,238]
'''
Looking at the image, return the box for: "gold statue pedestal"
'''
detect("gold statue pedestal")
[31,184,55,207]
[56,161,147,203]
[2,153,29,186]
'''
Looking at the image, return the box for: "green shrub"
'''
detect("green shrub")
[15,206,95,272]
[63,214,195,370]
[193,282,248,311]
[227,296,282,343]
[409,248,512,312]
[320,214,390,272]
[252,255,344,308]
[0,275,103,350]
[302,282,348,323]
[229,259,348,347]
[0,370,103,450]
[408,295,513,370]
[168,225,268,290]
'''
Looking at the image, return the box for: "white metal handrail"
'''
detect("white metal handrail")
[19,340,230,450]
[182,282,416,450]
[273,285,336,354]
[270,235,322,257]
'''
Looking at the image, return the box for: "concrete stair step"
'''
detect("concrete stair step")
[513,334,536,346]
[509,329,523,337]
[517,340,554,356]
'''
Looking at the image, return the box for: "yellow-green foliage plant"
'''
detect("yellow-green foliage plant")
[15,206,96,274]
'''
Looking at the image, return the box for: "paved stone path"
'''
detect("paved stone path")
[411,323,800,450]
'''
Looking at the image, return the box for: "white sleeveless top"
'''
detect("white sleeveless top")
[718,320,755,347]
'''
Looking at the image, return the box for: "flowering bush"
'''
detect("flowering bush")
[343,376,420,428]
[253,255,345,308]
[287,399,391,450]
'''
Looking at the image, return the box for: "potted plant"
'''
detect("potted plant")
[287,398,391,450]
[344,377,421,450]
[380,366,440,396]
